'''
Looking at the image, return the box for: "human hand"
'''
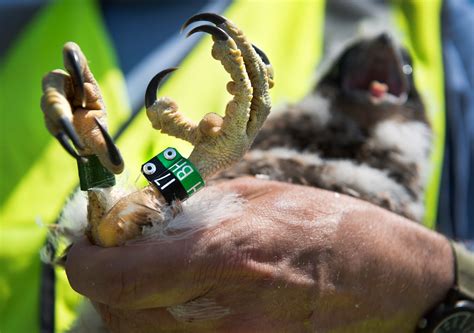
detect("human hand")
[66,178,453,332]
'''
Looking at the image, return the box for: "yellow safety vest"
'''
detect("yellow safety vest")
[0,0,128,331]
[0,0,444,332]
[391,0,446,228]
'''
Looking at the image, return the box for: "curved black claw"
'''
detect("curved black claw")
[94,118,123,167]
[186,25,229,41]
[55,132,81,160]
[252,44,271,65]
[181,12,227,32]
[64,48,86,108]
[145,67,177,109]
[58,116,84,150]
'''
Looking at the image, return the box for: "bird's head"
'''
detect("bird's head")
[315,32,427,128]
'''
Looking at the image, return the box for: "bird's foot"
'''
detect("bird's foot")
[145,13,274,179]
[40,42,123,174]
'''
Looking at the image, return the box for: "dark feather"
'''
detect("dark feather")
[217,33,431,222]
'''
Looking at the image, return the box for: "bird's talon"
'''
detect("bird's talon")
[63,44,86,108]
[186,24,229,41]
[252,44,274,86]
[181,12,227,31]
[252,44,270,65]
[58,116,84,150]
[94,118,123,167]
[145,67,177,109]
[55,132,81,160]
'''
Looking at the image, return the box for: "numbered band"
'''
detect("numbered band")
[77,155,116,191]
[141,148,205,203]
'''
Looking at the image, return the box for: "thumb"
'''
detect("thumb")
[65,236,201,309]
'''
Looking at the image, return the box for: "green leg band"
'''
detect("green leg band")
[77,155,116,190]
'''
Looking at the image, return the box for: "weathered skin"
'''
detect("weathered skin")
[40,14,273,247]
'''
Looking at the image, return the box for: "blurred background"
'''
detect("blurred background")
[0,0,472,332]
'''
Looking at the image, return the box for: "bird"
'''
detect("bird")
[40,12,430,258]
[219,30,431,223]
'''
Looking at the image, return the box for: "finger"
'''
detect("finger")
[65,236,202,309]
[94,303,181,332]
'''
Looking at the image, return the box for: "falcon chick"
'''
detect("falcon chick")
[42,15,429,260]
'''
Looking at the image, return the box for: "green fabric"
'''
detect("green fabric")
[392,0,445,229]
[0,0,129,332]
